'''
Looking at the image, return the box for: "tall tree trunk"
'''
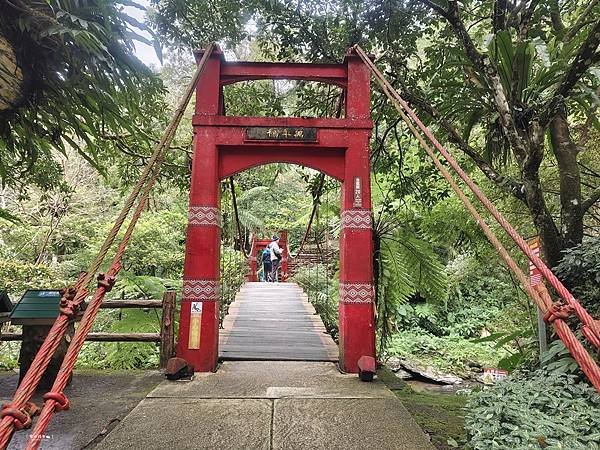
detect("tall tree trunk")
[549,112,584,249]
[522,168,564,268]
[0,33,23,112]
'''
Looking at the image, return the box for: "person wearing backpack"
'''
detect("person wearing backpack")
[261,247,272,282]
[268,235,283,282]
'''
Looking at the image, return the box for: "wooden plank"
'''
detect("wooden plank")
[219,282,337,362]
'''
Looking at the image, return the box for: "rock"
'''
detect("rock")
[386,357,405,372]
[385,358,418,380]
[394,369,413,380]
[395,358,463,385]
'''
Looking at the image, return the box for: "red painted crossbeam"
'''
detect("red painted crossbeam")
[219,61,348,87]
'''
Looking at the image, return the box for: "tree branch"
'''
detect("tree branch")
[518,0,541,39]
[398,83,527,203]
[506,0,526,28]
[418,0,529,163]
[540,19,600,127]
[493,0,508,33]
[445,1,486,70]
[556,19,600,98]
[564,0,599,42]
[582,186,600,213]
[417,0,449,19]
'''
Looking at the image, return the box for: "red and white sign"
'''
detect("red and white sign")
[527,237,542,286]
[482,367,508,384]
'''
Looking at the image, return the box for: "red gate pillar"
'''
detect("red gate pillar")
[247,234,258,282]
[280,230,289,281]
[176,50,222,372]
[338,52,376,373]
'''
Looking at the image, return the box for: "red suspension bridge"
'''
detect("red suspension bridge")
[0,44,598,450]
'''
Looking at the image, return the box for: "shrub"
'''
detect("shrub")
[465,370,600,449]
[0,261,64,298]
[386,331,502,377]
[554,236,600,317]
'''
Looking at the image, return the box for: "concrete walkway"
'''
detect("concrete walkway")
[95,282,433,449]
[220,283,338,362]
[0,370,163,450]
[95,361,434,450]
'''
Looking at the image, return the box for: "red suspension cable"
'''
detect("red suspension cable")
[354,45,600,347]
[352,45,600,391]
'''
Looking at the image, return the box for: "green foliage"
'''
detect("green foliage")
[292,263,338,338]
[0,342,20,370]
[0,0,166,191]
[124,208,187,277]
[387,331,501,378]
[379,227,448,306]
[78,306,163,369]
[111,273,181,299]
[0,261,64,298]
[554,236,600,317]
[472,328,537,372]
[150,0,250,49]
[381,250,537,375]
[540,339,581,376]
[223,81,286,117]
[78,309,161,370]
[220,247,247,320]
[376,226,448,348]
[465,370,600,449]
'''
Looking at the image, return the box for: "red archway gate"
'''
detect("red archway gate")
[177,47,375,373]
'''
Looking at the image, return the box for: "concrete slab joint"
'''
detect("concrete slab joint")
[94,361,434,450]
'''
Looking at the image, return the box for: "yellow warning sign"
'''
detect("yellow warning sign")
[188,302,202,349]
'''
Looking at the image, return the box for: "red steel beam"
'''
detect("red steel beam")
[220,61,347,87]
[192,115,373,129]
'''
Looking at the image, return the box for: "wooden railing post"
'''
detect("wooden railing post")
[160,291,176,368]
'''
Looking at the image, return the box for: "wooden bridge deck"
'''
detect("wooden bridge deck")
[219,282,338,362]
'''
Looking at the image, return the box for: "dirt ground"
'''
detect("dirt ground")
[0,369,163,449]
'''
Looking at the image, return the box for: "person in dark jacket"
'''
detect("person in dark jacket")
[262,247,272,282]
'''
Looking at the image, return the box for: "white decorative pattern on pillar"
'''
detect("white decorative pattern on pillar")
[339,282,375,304]
[341,209,372,230]
[182,279,220,301]
[188,206,222,227]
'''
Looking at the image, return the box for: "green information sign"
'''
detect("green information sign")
[10,290,61,325]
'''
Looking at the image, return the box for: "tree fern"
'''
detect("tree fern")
[377,226,448,350]
[111,273,181,299]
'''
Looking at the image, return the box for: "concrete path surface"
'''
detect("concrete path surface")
[95,361,434,450]
[220,283,339,362]
[0,370,163,450]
